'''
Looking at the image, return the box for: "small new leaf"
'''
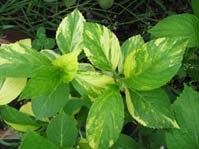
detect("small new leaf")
[52,51,78,83]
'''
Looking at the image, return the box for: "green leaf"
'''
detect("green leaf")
[20,131,59,149]
[124,38,187,91]
[0,106,40,131]
[20,67,62,99]
[64,0,76,7]
[148,13,199,47]
[72,71,115,101]
[83,22,121,71]
[40,50,59,61]
[185,58,199,82]
[86,87,124,149]
[78,142,91,149]
[32,39,42,50]
[44,38,55,49]
[0,76,5,88]
[64,98,91,115]
[0,77,26,105]
[0,41,51,77]
[52,51,78,83]
[77,63,95,72]
[111,134,138,149]
[32,83,69,119]
[166,86,199,148]
[149,131,166,149]
[192,0,199,18]
[119,35,144,73]
[56,9,85,54]
[125,88,179,128]
[98,0,114,9]
[47,112,78,148]
[36,27,46,39]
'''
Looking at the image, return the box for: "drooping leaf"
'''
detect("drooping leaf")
[0,77,26,105]
[118,35,144,73]
[83,22,121,71]
[125,88,179,128]
[31,83,69,119]
[111,134,138,149]
[20,131,59,149]
[52,51,78,83]
[0,41,51,77]
[56,9,85,54]
[192,0,199,18]
[86,87,124,149]
[20,67,62,99]
[124,38,187,91]
[72,71,115,101]
[166,86,199,148]
[148,13,199,47]
[0,106,40,132]
[47,112,78,148]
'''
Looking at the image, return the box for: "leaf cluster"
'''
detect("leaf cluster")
[0,3,199,148]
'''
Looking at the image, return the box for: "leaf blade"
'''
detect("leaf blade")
[166,86,199,148]
[20,131,59,149]
[86,88,124,149]
[0,106,40,132]
[32,83,69,119]
[148,13,199,47]
[47,112,78,148]
[83,22,121,71]
[0,41,51,77]
[0,77,26,105]
[56,9,85,54]
[119,35,144,73]
[124,38,187,91]
[72,71,115,101]
[125,88,179,128]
